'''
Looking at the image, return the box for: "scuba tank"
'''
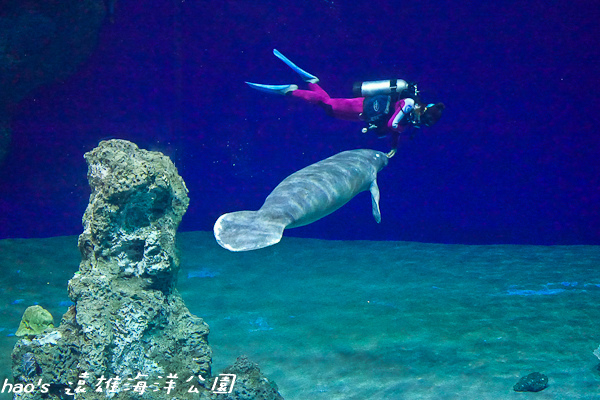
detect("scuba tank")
[353,79,410,97]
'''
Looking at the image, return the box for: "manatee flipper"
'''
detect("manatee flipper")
[214,211,286,252]
[370,180,382,223]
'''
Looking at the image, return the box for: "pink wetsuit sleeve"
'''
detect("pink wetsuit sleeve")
[387,98,415,131]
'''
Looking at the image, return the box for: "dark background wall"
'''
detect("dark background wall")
[1,0,598,244]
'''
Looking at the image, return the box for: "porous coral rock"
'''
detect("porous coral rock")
[219,356,285,400]
[10,139,285,400]
[11,140,210,399]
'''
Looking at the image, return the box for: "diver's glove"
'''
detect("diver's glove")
[361,123,378,134]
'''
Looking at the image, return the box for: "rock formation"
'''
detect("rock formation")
[10,140,283,400]
[219,356,284,400]
[513,372,548,392]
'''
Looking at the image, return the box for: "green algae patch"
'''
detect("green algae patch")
[15,305,54,337]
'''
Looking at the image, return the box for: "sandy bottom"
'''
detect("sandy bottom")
[1,232,599,399]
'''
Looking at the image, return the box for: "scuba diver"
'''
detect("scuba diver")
[246,49,445,157]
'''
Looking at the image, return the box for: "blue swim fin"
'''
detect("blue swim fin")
[245,82,298,95]
[273,49,319,83]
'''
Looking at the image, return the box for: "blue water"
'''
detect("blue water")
[2,233,599,399]
[0,0,598,244]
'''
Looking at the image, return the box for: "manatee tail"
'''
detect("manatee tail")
[213,211,286,252]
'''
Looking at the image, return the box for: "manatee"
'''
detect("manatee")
[214,149,389,251]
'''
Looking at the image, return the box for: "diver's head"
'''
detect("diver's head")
[420,103,445,127]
